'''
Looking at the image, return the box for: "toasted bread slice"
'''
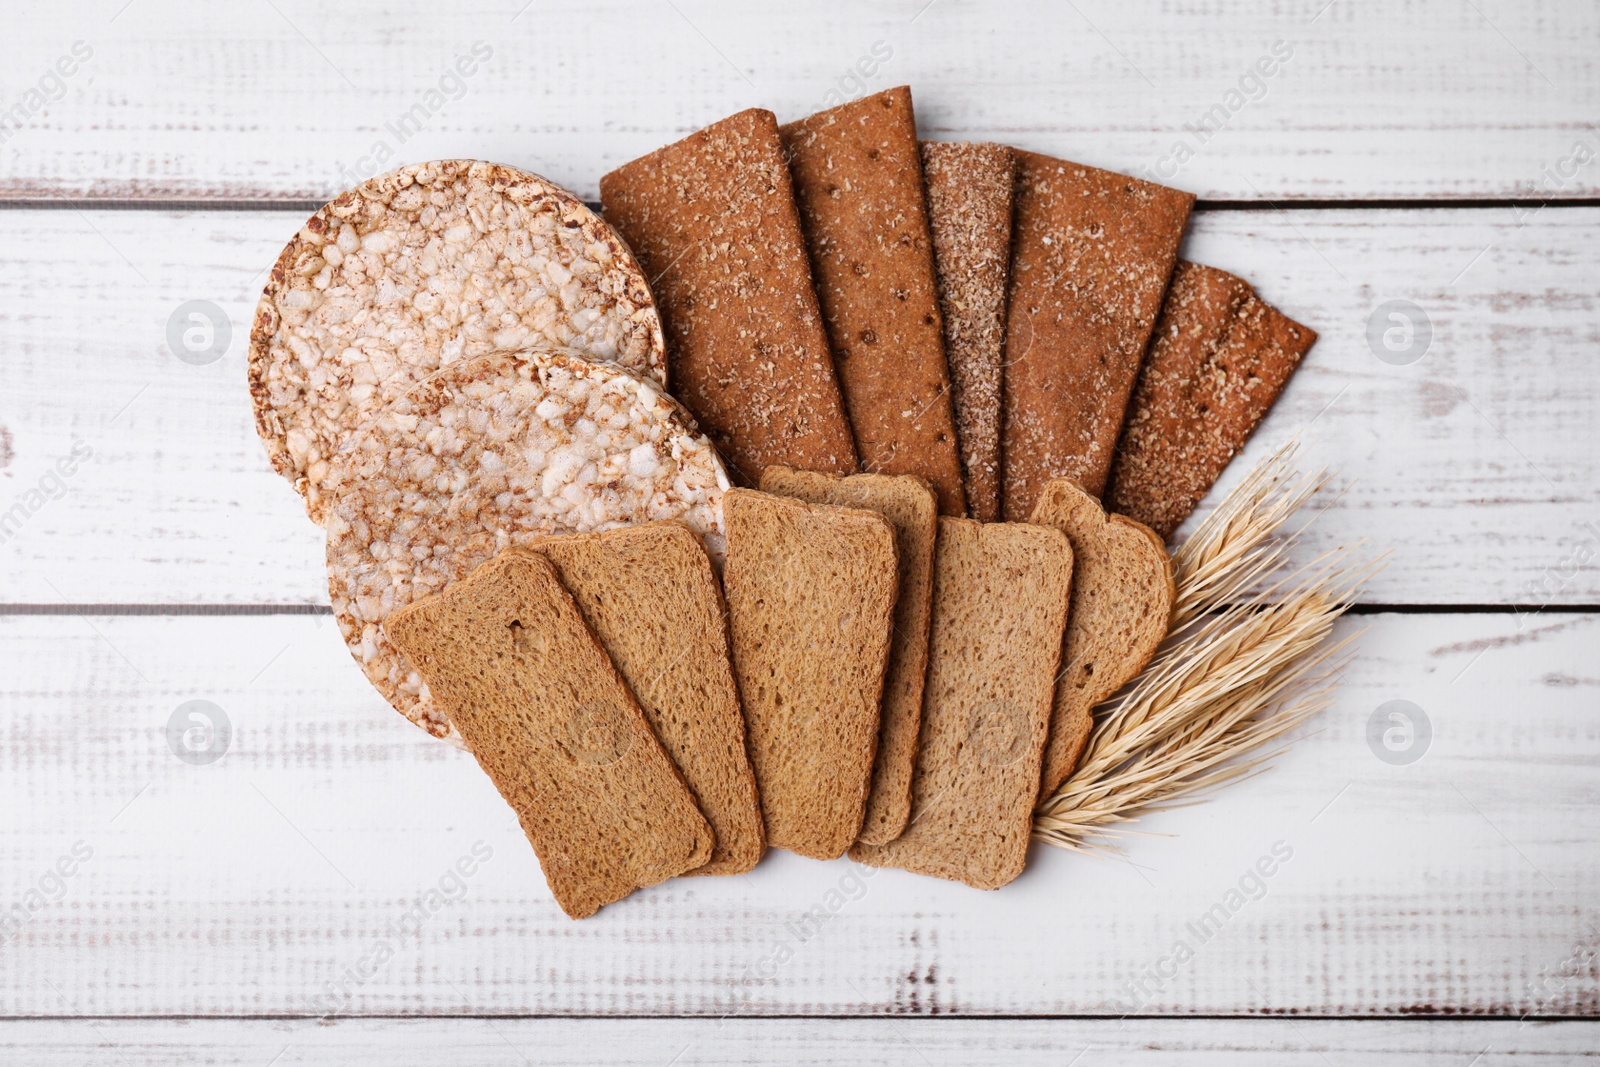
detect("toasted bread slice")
[515,522,763,876]
[384,552,712,919]
[1030,478,1174,798]
[759,467,938,845]
[721,488,898,859]
[851,518,1072,889]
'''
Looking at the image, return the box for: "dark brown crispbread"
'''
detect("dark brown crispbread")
[1001,151,1194,521]
[1028,478,1174,799]
[920,141,1016,523]
[780,88,966,516]
[514,522,763,877]
[1106,261,1318,539]
[758,467,938,846]
[721,488,899,859]
[599,108,858,486]
[384,552,712,920]
[851,518,1072,889]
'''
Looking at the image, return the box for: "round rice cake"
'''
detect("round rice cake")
[250,159,667,524]
[325,348,728,740]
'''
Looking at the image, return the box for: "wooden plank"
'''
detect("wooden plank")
[0,0,1596,202]
[3,612,1596,1016]
[2,1018,1597,1064]
[3,205,1596,606]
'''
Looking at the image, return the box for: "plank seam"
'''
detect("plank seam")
[1,604,1594,617]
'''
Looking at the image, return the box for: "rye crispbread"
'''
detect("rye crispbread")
[384,551,712,919]
[325,348,728,741]
[1107,261,1318,539]
[851,518,1072,889]
[758,467,938,846]
[920,141,1016,523]
[513,522,763,876]
[780,88,966,516]
[1001,151,1193,521]
[250,160,666,523]
[1029,478,1174,798]
[600,109,858,485]
[721,488,898,859]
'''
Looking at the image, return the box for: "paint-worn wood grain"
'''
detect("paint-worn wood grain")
[2,205,1595,607]
[2,1018,1598,1064]
[0,0,1596,202]
[3,612,1595,1017]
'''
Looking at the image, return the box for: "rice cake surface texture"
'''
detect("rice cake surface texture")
[919,141,1016,523]
[514,522,763,876]
[1106,261,1318,539]
[384,551,712,920]
[851,518,1072,889]
[251,159,666,523]
[600,109,858,485]
[1029,478,1174,799]
[780,88,966,516]
[325,349,728,741]
[721,488,898,859]
[1001,151,1193,521]
[758,467,938,846]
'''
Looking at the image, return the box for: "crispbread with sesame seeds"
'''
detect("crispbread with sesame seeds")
[325,348,728,741]
[780,87,966,516]
[384,551,713,919]
[250,160,666,524]
[1000,151,1193,521]
[599,108,859,486]
[1107,261,1318,540]
[920,140,1016,523]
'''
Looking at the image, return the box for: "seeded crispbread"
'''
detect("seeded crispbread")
[512,522,763,876]
[250,160,666,523]
[385,551,712,919]
[325,348,728,741]
[1001,151,1193,521]
[1029,478,1174,799]
[851,518,1072,889]
[1107,261,1318,540]
[780,88,966,516]
[758,467,937,846]
[600,109,858,485]
[920,141,1016,523]
[721,488,898,859]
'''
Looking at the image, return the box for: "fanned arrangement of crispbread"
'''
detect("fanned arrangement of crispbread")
[247,86,1318,917]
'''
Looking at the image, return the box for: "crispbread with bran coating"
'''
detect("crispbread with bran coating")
[851,518,1072,889]
[1107,261,1318,540]
[384,551,712,920]
[513,522,763,876]
[600,109,858,485]
[780,88,966,516]
[1001,151,1193,521]
[721,488,898,859]
[1029,478,1174,799]
[759,467,937,846]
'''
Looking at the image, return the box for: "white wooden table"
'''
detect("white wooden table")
[3,1,1597,1062]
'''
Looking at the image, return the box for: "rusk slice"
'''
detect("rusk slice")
[600,109,858,485]
[384,552,712,920]
[325,348,728,741]
[721,488,898,859]
[1001,151,1193,520]
[515,522,763,876]
[1029,478,1174,799]
[920,141,1016,523]
[1106,261,1318,540]
[781,88,966,516]
[759,467,938,846]
[852,518,1072,889]
[250,160,666,523]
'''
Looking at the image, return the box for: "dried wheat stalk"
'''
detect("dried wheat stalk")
[1034,441,1382,852]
